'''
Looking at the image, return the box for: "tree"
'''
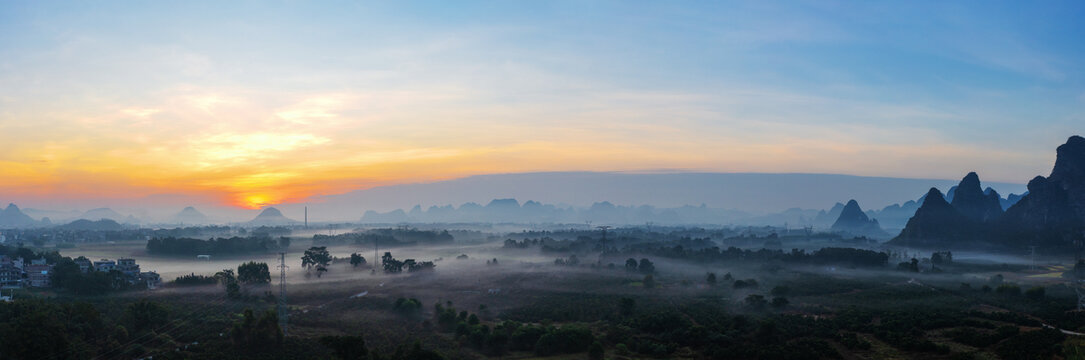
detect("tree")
[1025,286,1045,300]
[320,335,368,360]
[406,259,436,272]
[301,246,331,272]
[931,251,952,265]
[638,258,655,274]
[382,252,405,273]
[124,300,169,334]
[534,325,594,356]
[643,274,655,289]
[589,341,605,360]
[745,294,768,309]
[706,272,717,285]
[394,298,423,316]
[215,269,241,298]
[771,297,789,308]
[619,297,635,316]
[897,258,919,272]
[231,309,282,350]
[237,261,271,285]
[350,253,366,268]
[625,258,638,271]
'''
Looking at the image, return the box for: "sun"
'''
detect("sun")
[241,194,275,209]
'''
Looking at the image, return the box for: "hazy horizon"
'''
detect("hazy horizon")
[3,1,1082,210]
[3,171,1028,224]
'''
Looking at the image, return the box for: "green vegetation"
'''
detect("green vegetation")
[9,225,1084,359]
[146,235,287,256]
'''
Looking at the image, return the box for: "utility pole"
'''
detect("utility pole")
[1029,246,1038,270]
[304,206,308,229]
[278,252,288,336]
[372,236,378,274]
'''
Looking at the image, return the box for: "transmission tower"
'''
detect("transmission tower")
[597,225,612,252]
[277,252,289,336]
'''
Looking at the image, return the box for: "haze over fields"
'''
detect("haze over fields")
[5,2,1085,359]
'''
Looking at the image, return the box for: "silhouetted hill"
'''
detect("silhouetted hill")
[173,206,209,224]
[891,188,979,248]
[814,202,845,228]
[950,172,1003,222]
[247,207,298,226]
[830,200,889,238]
[891,136,1085,252]
[997,135,1085,250]
[361,198,757,225]
[865,199,921,231]
[294,172,1024,222]
[1003,191,1027,210]
[60,219,124,231]
[0,203,38,228]
[80,208,125,222]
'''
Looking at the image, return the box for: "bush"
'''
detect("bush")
[996,284,1021,296]
[1025,286,1045,300]
[534,325,594,356]
[394,298,422,316]
[745,294,768,309]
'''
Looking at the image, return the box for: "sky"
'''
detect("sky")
[1,1,1083,210]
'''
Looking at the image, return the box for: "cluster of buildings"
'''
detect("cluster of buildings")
[0,256,161,290]
[0,257,53,288]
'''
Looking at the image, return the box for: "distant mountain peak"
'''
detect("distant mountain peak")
[248,207,296,226]
[258,207,284,217]
[80,207,124,221]
[950,172,1002,222]
[922,188,947,206]
[172,206,208,224]
[0,202,38,228]
[830,199,887,238]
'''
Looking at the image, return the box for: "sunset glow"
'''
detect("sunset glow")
[1,2,1082,209]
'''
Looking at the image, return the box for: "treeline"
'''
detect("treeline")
[621,245,889,268]
[146,235,289,256]
[173,273,218,286]
[0,244,63,263]
[313,228,454,247]
[381,252,435,273]
[150,225,233,238]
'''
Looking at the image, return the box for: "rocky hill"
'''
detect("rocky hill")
[891,136,1085,252]
[830,200,889,238]
[247,207,298,226]
[0,203,39,228]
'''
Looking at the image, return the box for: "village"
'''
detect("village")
[0,254,160,300]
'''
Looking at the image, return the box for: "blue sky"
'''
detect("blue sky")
[0,0,1083,207]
